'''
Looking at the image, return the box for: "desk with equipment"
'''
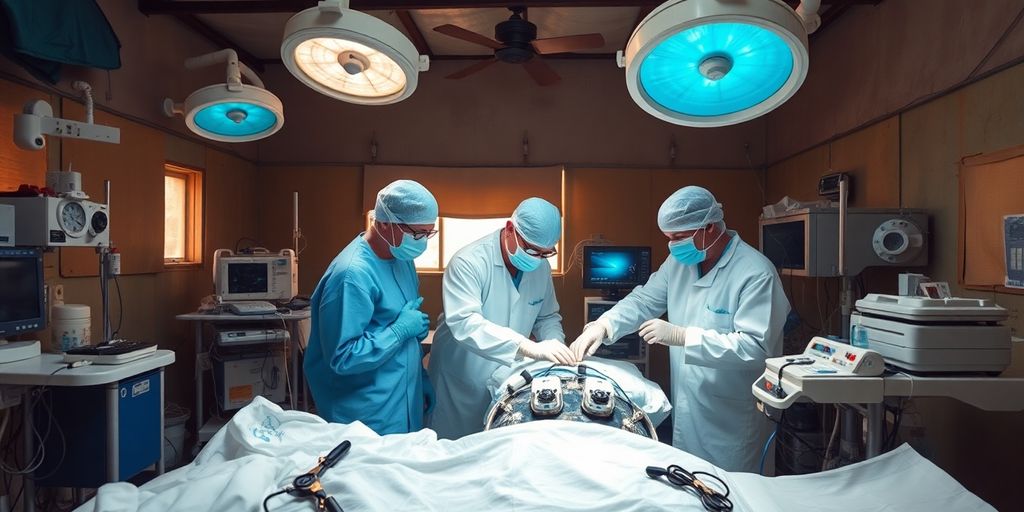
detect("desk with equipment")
[176,247,309,445]
[0,247,173,512]
[753,294,1024,460]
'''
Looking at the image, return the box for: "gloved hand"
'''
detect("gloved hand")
[423,373,435,416]
[518,339,577,365]
[570,322,608,360]
[390,297,429,342]
[638,319,687,346]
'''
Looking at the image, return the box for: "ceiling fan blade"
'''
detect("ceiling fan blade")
[532,33,606,55]
[433,24,504,50]
[522,57,560,87]
[445,58,498,80]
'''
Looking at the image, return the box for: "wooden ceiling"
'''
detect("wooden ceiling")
[137,0,883,72]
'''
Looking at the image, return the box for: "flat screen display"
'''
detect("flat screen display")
[761,220,806,270]
[0,256,42,327]
[227,263,269,294]
[583,247,652,289]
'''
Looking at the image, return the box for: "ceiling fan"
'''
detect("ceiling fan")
[433,7,606,86]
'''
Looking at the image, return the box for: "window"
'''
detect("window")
[164,164,203,265]
[367,214,561,273]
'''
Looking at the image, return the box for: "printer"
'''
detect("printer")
[851,294,1011,374]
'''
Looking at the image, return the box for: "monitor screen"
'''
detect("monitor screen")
[227,263,269,294]
[583,246,652,289]
[0,249,44,336]
[761,220,806,270]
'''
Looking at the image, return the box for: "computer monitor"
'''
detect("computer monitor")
[0,247,45,337]
[583,246,652,299]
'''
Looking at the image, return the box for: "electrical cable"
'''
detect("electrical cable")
[262,488,291,512]
[111,274,124,339]
[821,405,841,471]
[759,427,778,475]
[646,464,733,512]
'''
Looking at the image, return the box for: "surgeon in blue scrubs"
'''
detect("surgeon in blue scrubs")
[305,180,438,434]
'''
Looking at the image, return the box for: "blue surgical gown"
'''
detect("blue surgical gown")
[304,235,428,435]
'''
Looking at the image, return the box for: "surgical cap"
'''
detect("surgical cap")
[657,186,724,232]
[511,198,561,249]
[374,180,438,225]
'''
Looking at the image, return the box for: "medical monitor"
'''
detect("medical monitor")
[583,246,652,299]
[214,249,298,302]
[0,247,45,337]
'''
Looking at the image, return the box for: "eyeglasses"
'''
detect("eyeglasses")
[399,224,438,240]
[514,230,557,258]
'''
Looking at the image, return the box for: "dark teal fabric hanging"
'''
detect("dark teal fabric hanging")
[0,0,121,84]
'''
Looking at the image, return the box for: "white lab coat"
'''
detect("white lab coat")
[596,233,790,472]
[428,230,564,439]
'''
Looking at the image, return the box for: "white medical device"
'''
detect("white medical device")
[213,249,297,302]
[851,294,1011,374]
[224,301,279,316]
[0,204,13,247]
[752,337,886,409]
[581,377,615,418]
[530,376,564,416]
[13,83,120,151]
[215,326,289,346]
[759,208,928,277]
[0,196,110,247]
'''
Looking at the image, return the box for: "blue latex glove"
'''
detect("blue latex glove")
[390,297,429,342]
[423,371,435,416]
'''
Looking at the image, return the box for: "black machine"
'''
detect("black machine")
[484,365,657,440]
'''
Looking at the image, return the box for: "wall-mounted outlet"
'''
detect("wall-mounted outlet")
[0,385,24,410]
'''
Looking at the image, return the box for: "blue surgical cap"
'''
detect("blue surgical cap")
[511,198,561,249]
[657,186,724,232]
[374,180,438,225]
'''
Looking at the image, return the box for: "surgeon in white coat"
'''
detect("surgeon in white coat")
[429,198,574,439]
[570,186,789,472]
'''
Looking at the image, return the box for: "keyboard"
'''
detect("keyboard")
[224,301,279,316]
[63,340,158,365]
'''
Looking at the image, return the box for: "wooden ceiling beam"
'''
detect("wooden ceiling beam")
[396,10,432,56]
[140,0,869,15]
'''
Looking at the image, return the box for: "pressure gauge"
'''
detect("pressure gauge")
[90,210,108,236]
[58,200,88,237]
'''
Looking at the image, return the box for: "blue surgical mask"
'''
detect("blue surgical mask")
[505,231,542,272]
[390,232,427,261]
[669,237,706,266]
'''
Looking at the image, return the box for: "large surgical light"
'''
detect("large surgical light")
[163,49,284,142]
[281,0,429,105]
[618,0,821,127]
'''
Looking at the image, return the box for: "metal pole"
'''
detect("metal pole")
[22,388,35,512]
[865,402,884,458]
[101,180,112,342]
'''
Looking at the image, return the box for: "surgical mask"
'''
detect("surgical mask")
[505,230,542,272]
[668,226,725,266]
[389,232,427,261]
[669,237,705,265]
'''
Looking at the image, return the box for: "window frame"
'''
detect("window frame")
[164,163,204,268]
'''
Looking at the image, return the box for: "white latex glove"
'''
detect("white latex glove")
[638,319,687,346]
[518,339,577,365]
[570,322,608,360]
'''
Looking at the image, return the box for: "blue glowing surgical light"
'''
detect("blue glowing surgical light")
[193,101,279,137]
[638,22,794,117]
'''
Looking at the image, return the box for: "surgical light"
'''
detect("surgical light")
[281,0,429,105]
[618,0,821,127]
[163,49,284,142]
